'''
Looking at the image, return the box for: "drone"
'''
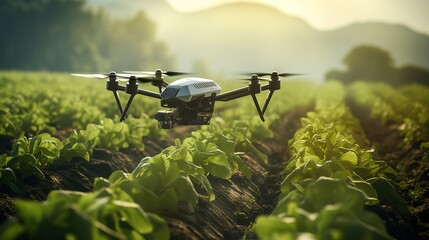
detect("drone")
[72,70,299,129]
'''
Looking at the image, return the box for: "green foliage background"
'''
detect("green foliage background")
[0,0,174,72]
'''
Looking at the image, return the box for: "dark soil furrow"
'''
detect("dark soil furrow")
[166,108,309,240]
[347,99,429,240]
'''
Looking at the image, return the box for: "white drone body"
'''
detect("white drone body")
[161,78,221,102]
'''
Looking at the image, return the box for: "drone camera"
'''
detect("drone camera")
[155,110,176,129]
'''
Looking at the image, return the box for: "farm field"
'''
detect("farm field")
[0,71,428,239]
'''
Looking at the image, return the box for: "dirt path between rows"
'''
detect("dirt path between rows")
[165,109,309,240]
[347,100,429,240]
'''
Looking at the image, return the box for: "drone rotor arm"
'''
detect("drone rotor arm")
[136,89,162,99]
[214,86,250,102]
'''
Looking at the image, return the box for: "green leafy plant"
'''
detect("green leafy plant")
[61,125,100,162]
[0,154,20,193]
[94,119,130,151]
[0,108,16,136]
[256,177,392,240]
[198,118,268,166]
[7,133,64,180]
[0,189,169,240]
[96,163,199,214]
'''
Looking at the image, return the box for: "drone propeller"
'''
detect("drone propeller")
[236,72,302,120]
[237,72,303,83]
[123,69,190,78]
[240,77,271,81]
[71,72,129,82]
[123,69,189,92]
[71,71,134,118]
[115,73,154,82]
[242,72,302,78]
[71,73,111,79]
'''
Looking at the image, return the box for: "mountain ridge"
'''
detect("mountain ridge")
[86,1,429,80]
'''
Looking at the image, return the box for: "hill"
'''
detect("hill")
[86,1,429,81]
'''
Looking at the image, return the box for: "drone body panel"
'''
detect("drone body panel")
[161,77,221,102]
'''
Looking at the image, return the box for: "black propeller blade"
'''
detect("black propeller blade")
[240,77,271,81]
[123,69,190,77]
[241,72,302,78]
[162,71,191,76]
[278,73,302,77]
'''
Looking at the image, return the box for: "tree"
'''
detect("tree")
[326,45,395,84]
[102,12,175,71]
[395,65,429,86]
[343,45,395,82]
[0,0,174,72]
[326,45,429,86]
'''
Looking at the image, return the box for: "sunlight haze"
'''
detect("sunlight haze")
[77,0,429,81]
[167,0,429,34]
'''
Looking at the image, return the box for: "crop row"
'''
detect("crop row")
[399,84,429,108]
[254,81,408,239]
[0,116,162,193]
[348,81,429,147]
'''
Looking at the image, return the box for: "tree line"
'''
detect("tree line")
[0,0,174,72]
[326,45,429,86]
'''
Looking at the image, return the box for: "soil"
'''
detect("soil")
[165,109,308,240]
[0,108,308,239]
[348,100,429,240]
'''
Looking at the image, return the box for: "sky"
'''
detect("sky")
[166,0,429,34]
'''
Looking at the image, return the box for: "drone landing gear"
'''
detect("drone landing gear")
[112,91,124,115]
[251,94,265,122]
[117,76,139,121]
